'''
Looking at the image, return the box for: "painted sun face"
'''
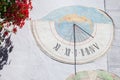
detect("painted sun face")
[59,14,91,23]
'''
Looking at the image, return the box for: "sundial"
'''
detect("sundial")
[31,6,113,64]
[0,0,120,80]
[31,5,117,80]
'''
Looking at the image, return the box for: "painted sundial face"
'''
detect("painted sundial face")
[31,6,114,64]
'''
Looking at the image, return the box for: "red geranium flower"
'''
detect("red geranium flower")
[0,0,32,33]
[13,27,17,33]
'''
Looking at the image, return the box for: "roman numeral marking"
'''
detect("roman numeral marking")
[89,46,95,54]
[80,49,85,56]
[65,48,71,56]
[85,48,90,55]
[53,43,61,51]
[80,42,100,56]
[93,43,99,49]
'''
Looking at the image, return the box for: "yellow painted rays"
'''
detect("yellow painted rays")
[59,14,93,29]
